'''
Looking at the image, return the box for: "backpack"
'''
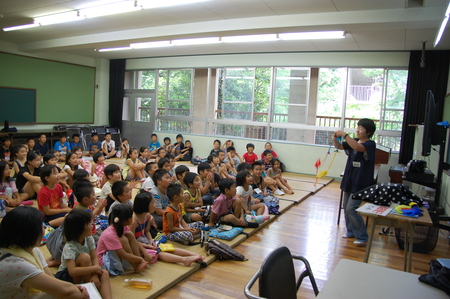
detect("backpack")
[205,239,248,261]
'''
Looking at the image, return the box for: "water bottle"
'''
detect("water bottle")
[201,224,210,247]
[124,278,152,289]
[5,187,12,199]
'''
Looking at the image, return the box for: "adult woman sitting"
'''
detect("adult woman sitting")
[0,206,89,299]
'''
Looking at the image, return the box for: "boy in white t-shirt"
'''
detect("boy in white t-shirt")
[101,133,117,159]
[101,164,121,212]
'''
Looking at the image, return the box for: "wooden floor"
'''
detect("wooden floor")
[160,181,450,299]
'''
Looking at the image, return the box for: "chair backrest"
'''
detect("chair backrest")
[259,246,297,299]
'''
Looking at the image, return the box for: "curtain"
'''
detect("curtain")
[398,50,450,165]
[109,59,126,132]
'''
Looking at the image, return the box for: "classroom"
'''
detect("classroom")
[1,1,450,298]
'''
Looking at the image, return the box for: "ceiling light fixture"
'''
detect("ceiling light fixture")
[131,41,172,49]
[97,30,347,51]
[2,0,209,31]
[221,34,278,43]
[3,23,39,31]
[279,31,346,40]
[434,1,450,47]
[98,46,132,52]
[171,37,220,45]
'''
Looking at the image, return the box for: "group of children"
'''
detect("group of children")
[0,131,295,298]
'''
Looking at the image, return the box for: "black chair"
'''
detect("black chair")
[244,246,319,299]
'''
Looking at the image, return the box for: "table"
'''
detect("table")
[358,207,433,272]
[317,259,447,299]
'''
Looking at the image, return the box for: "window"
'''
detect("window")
[156,69,193,132]
[123,66,406,151]
[316,68,407,151]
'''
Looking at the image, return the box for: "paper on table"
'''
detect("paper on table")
[356,203,394,216]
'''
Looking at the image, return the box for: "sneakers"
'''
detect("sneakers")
[353,240,367,246]
[342,233,355,239]
[274,189,285,196]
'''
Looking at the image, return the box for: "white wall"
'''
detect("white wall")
[151,132,398,181]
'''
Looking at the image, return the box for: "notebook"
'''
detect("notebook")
[437,258,450,269]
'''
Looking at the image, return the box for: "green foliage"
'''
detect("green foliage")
[317,68,345,117]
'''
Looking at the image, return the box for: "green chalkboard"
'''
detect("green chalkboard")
[0,52,95,124]
[0,87,36,124]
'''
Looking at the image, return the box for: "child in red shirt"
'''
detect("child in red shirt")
[38,164,71,227]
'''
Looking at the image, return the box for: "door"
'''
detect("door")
[122,90,156,148]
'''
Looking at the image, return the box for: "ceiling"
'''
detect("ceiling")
[0,0,449,60]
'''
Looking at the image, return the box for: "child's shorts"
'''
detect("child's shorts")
[44,212,67,225]
[102,250,132,276]
[55,267,73,283]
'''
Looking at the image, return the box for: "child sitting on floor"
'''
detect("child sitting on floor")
[38,165,72,227]
[138,146,150,165]
[62,151,83,188]
[224,146,243,175]
[243,143,258,165]
[96,204,150,275]
[174,164,190,189]
[0,161,28,207]
[91,152,106,187]
[208,178,258,228]
[101,164,121,212]
[130,191,206,267]
[236,170,267,222]
[108,181,133,212]
[55,209,112,299]
[183,172,210,223]
[102,133,117,159]
[260,142,278,160]
[141,162,158,191]
[72,146,91,175]
[122,148,146,182]
[268,158,294,195]
[163,183,203,245]
[150,169,171,230]
[15,150,42,200]
[121,138,130,159]
[12,144,27,177]
[251,161,276,203]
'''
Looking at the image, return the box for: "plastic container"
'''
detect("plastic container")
[5,187,12,199]
[124,278,152,289]
[201,224,210,247]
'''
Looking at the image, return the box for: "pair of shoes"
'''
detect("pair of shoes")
[246,222,259,228]
[353,240,367,246]
[274,189,285,196]
[342,233,355,239]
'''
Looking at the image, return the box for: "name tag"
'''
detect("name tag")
[353,161,361,168]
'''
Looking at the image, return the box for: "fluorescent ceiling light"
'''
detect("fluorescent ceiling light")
[434,2,450,47]
[98,46,132,52]
[3,23,39,31]
[35,11,81,25]
[2,0,209,31]
[222,34,278,43]
[279,31,346,40]
[171,37,220,45]
[131,41,172,49]
[142,0,208,9]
